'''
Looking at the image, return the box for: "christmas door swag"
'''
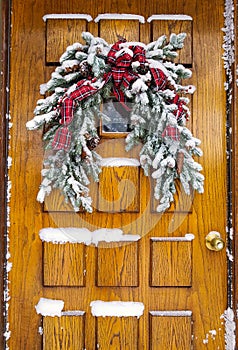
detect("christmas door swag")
[26,31,204,213]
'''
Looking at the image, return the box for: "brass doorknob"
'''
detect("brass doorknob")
[205,231,225,251]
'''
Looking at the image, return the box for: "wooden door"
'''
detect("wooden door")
[8,0,229,349]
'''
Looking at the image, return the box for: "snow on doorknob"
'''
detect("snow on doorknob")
[205,231,225,252]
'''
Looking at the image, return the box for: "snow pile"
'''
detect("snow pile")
[151,233,195,242]
[147,14,192,22]
[222,0,235,98]
[222,308,236,350]
[90,300,144,318]
[39,227,140,245]
[94,13,145,23]
[100,157,140,167]
[91,228,140,245]
[39,227,92,244]
[42,14,93,22]
[150,310,192,316]
[35,298,64,317]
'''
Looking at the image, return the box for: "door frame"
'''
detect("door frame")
[0,0,237,347]
[1,0,11,349]
[233,0,238,344]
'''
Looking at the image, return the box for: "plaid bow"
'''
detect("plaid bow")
[52,80,98,150]
[104,40,144,101]
[105,40,168,101]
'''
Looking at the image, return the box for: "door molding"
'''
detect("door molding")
[233,0,238,345]
[1,0,11,348]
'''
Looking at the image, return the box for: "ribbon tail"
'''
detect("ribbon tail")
[150,68,167,90]
[112,86,125,102]
[52,126,72,150]
[162,125,180,141]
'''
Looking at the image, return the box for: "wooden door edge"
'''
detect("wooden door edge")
[230,0,238,346]
[0,0,11,349]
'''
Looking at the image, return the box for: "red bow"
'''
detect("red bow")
[104,41,168,101]
[104,41,146,101]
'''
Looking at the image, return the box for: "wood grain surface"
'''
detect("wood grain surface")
[43,243,86,286]
[43,315,85,349]
[46,19,88,64]
[96,317,139,349]
[149,313,193,349]
[150,239,192,287]
[96,241,139,286]
[98,166,140,213]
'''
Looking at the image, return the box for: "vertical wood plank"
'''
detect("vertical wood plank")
[46,19,88,63]
[149,312,192,349]
[43,315,85,350]
[96,317,138,349]
[96,241,139,286]
[98,166,140,213]
[150,239,192,287]
[43,243,86,286]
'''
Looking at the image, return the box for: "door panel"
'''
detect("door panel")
[150,17,193,65]
[96,316,139,349]
[43,313,85,350]
[99,19,140,43]
[43,243,86,286]
[98,166,140,213]
[96,241,139,287]
[45,17,90,64]
[149,311,193,349]
[150,237,193,287]
[9,0,227,349]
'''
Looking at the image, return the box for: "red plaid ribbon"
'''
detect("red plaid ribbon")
[171,94,189,121]
[104,40,143,101]
[52,126,72,150]
[59,80,97,125]
[52,80,97,150]
[150,68,167,90]
[162,125,180,141]
[105,41,168,101]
